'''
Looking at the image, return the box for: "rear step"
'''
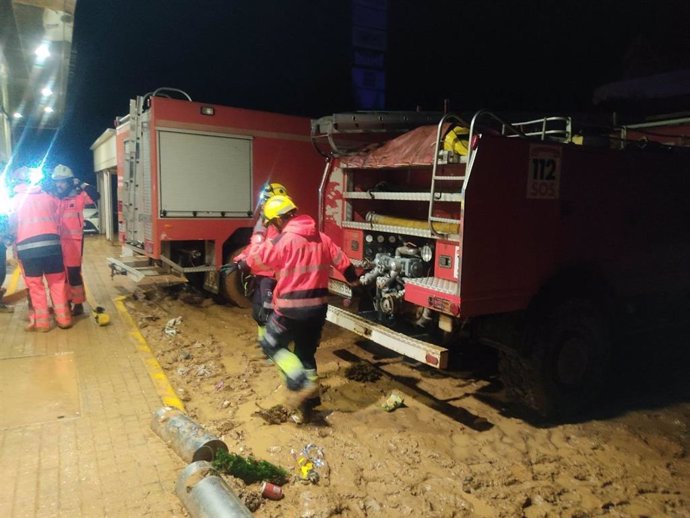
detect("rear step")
[326,305,448,368]
[107,256,187,288]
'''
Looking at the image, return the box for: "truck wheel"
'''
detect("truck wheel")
[220,247,253,309]
[499,298,611,419]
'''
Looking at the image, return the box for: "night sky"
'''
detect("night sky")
[15,0,690,182]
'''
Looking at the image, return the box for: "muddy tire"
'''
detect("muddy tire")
[499,298,611,419]
[220,247,253,309]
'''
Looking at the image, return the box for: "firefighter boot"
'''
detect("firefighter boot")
[71,303,84,316]
[290,369,320,424]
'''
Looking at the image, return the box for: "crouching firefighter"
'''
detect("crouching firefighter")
[10,169,71,331]
[51,164,99,316]
[223,194,359,423]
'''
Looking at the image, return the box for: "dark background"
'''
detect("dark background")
[15,0,690,182]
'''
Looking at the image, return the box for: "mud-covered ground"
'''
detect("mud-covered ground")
[127,289,690,518]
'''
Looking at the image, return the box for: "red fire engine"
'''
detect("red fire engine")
[315,110,690,416]
[109,88,324,297]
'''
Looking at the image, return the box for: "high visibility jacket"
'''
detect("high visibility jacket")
[58,188,95,241]
[13,187,62,260]
[235,218,279,278]
[245,214,357,320]
[57,185,98,267]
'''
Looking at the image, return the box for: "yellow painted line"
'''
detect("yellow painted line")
[5,266,20,296]
[113,295,185,410]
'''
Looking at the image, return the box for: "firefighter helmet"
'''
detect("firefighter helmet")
[51,164,74,180]
[259,182,288,204]
[9,166,31,185]
[263,194,297,222]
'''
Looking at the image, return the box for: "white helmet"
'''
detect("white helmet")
[51,164,74,180]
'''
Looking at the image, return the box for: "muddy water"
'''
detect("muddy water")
[130,294,690,517]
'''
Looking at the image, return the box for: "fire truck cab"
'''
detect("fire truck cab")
[316,110,690,417]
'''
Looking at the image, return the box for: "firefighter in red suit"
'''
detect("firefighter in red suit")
[10,168,72,331]
[233,182,289,343]
[51,164,100,316]
[228,194,358,422]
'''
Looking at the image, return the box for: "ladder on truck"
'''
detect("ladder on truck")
[427,111,572,237]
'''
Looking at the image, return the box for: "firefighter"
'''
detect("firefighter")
[50,164,100,316]
[10,168,71,331]
[232,182,289,344]
[225,194,358,422]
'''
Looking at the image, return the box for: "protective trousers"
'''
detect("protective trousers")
[61,237,85,304]
[260,312,324,391]
[252,276,276,341]
[21,254,71,330]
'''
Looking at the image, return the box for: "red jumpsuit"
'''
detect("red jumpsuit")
[12,187,71,330]
[57,187,96,304]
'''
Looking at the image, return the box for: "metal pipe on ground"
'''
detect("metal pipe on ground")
[151,406,228,462]
[176,460,253,518]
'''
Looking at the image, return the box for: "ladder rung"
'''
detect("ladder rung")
[433,176,465,181]
[430,216,461,224]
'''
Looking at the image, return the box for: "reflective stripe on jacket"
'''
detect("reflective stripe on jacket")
[245,214,354,320]
[14,188,60,243]
[14,187,62,260]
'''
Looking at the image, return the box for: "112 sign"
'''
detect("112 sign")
[526,145,561,199]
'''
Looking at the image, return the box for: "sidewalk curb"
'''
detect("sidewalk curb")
[113,295,185,411]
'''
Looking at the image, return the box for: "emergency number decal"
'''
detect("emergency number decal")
[527,145,561,200]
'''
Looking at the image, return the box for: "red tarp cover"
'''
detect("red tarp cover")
[339,123,451,168]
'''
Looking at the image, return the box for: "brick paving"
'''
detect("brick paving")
[0,237,187,517]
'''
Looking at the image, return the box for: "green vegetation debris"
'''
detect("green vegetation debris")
[345,362,382,382]
[212,450,289,485]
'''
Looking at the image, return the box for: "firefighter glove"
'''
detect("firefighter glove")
[220,262,239,276]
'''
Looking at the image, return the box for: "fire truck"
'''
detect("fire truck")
[109,88,325,299]
[314,110,690,417]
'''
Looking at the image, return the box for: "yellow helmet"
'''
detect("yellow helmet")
[263,194,297,223]
[259,182,288,204]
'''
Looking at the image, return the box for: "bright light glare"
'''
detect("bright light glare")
[41,86,53,97]
[44,106,54,114]
[12,112,22,119]
[0,169,10,216]
[35,43,50,60]
[29,168,44,185]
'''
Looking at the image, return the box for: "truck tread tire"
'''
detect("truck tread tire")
[499,298,611,419]
[220,247,253,309]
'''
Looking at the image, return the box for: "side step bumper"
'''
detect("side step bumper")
[326,305,448,369]
[107,256,187,288]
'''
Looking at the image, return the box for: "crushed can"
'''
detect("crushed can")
[260,481,283,500]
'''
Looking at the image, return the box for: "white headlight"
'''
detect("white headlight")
[421,245,433,262]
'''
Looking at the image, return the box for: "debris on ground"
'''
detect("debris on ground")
[253,405,291,425]
[239,489,263,511]
[179,291,214,307]
[381,390,405,412]
[293,444,328,485]
[212,450,289,485]
[344,362,381,382]
[164,316,183,336]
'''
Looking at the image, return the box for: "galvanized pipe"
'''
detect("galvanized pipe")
[176,460,253,518]
[151,406,228,462]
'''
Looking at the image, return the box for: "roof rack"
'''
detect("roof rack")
[311,111,443,156]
